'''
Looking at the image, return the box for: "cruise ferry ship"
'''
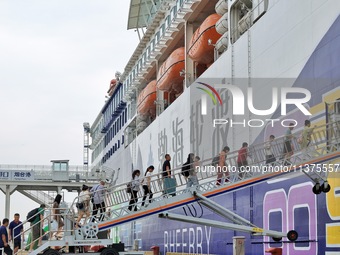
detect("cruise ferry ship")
[88,0,340,254]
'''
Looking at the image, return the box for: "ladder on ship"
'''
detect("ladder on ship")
[18,122,340,255]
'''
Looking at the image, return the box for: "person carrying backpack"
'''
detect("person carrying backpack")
[182,153,194,178]
[28,204,46,252]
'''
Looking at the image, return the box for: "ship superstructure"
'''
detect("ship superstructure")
[87,0,340,254]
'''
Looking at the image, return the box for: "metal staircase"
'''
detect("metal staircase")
[20,122,339,255]
[18,190,56,205]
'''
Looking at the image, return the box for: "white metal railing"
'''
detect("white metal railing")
[18,190,56,205]
[13,207,75,255]
[122,0,198,98]
[19,122,340,255]
[0,165,105,183]
[72,121,340,227]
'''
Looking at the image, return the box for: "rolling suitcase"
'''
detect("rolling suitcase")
[164,177,176,196]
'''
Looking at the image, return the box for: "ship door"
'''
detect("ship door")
[51,160,69,181]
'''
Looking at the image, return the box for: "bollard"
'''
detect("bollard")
[150,245,160,255]
[265,247,282,255]
[233,236,245,255]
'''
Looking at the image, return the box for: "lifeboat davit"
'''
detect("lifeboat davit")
[137,80,157,116]
[157,47,185,93]
[107,79,117,97]
[188,14,222,65]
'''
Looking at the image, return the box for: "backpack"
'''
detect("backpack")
[27,208,39,222]
[126,182,132,193]
[211,155,220,166]
[181,163,190,177]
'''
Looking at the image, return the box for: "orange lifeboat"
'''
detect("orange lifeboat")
[107,79,117,96]
[137,80,157,116]
[157,47,185,93]
[188,14,222,65]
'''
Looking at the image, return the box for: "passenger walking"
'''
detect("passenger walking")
[52,194,64,238]
[265,135,276,165]
[216,146,230,185]
[301,120,317,160]
[187,156,200,188]
[162,154,176,196]
[76,185,91,226]
[283,123,295,164]
[8,213,23,254]
[237,143,248,178]
[141,166,154,207]
[162,154,172,178]
[90,181,106,222]
[128,170,141,211]
[181,153,194,178]
[0,218,13,255]
[29,204,45,252]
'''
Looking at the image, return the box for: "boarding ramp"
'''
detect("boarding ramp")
[96,122,339,228]
[20,122,340,255]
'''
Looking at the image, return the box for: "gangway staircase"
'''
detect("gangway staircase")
[17,190,56,205]
[20,122,339,255]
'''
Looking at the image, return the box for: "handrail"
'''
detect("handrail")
[18,121,339,255]
[68,121,339,225]
[13,207,74,255]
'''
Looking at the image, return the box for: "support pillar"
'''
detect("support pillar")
[1,185,17,219]
[5,185,10,218]
[185,21,194,88]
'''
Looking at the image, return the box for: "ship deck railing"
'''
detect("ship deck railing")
[78,121,340,224]
[20,121,340,255]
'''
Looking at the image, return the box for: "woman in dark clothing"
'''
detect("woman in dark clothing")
[141,165,155,207]
[52,194,64,238]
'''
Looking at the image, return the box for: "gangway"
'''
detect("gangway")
[19,122,339,255]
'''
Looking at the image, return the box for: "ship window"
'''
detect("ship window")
[230,0,268,43]
[150,39,155,52]
[160,24,165,36]
[165,15,170,29]
[146,46,150,59]
[176,0,182,11]
[170,6,176,21]
[142,53,146,64]
[122,135,124,144]
[155,31,160,44]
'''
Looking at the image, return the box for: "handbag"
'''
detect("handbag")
[76,202,84,210]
